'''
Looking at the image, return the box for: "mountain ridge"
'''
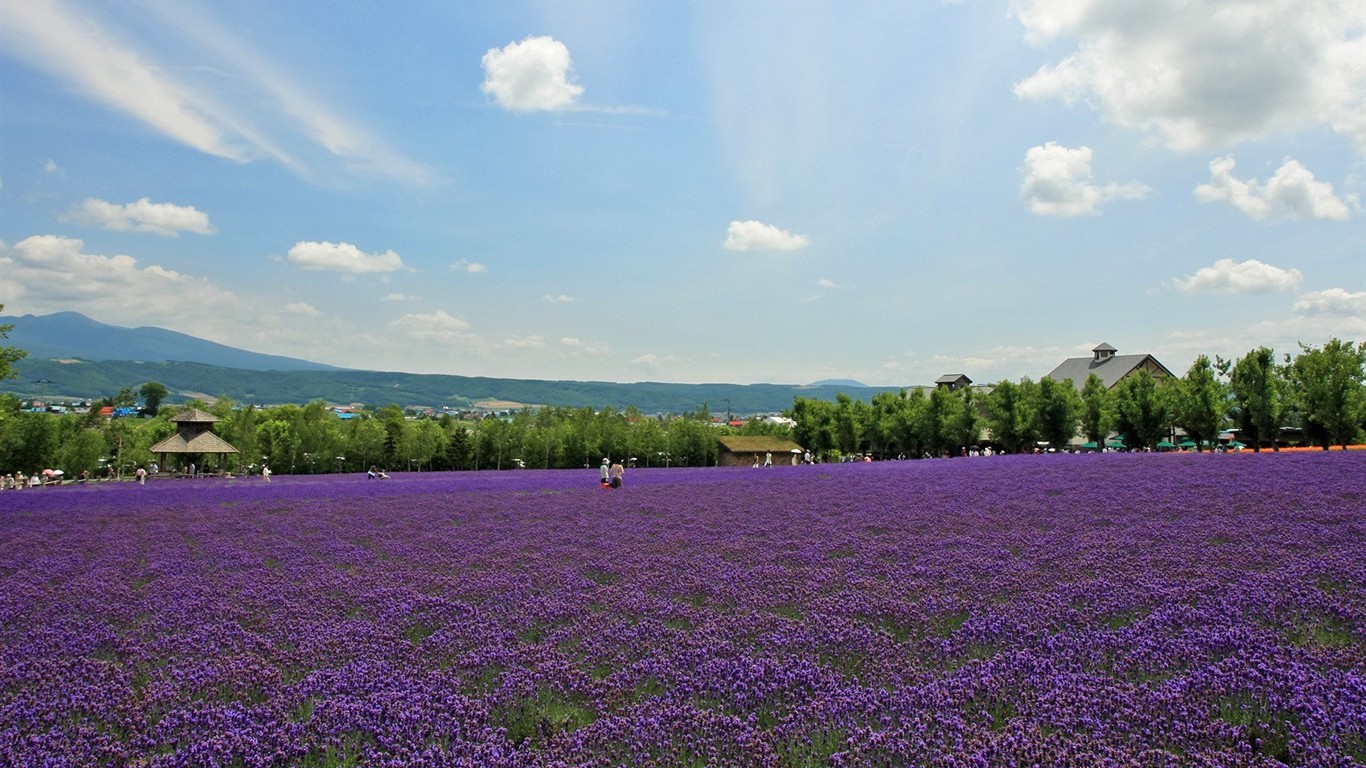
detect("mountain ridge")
[1,312,910,413]
[3,312,341,372]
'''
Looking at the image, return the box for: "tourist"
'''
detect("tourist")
[136,467,147,485]
[262,465,272,482]
[608,461,624,488]
[599,458,610,486]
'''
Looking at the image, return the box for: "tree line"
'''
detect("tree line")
[0,308,1361,475]
[0,396,792,478]
[788,339,1365,459]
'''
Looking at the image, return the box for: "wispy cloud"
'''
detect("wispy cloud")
[0,0,429,183]
[451,259,487,274]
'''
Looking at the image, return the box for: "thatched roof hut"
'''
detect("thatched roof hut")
[149,408,239,471]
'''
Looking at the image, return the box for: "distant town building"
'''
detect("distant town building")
[1043,343,1174,391]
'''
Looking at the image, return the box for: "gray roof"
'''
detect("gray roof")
[170,408,220,424]
[1044,353,1174,390]
[935,373,971,385]
[150,430,239,454]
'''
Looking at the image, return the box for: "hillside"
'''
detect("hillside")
[6,357,905,414]
[1,312,339,372]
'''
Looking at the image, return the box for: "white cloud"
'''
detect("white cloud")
[383,293,418,302]
[0,0,428,182]
[1012,0,1366,153]
[543,293,575,303]
[451,259,487,274]
[389,311,479,347]
[1195,157,1354,221]
[630,353,688,375]
[1173,258,1303,294]
[0,235,244,326]
[283,302,320,316]
[723,220,811,251]
[502,335,547,350]
[816,278,837,288]
[42,159,60,174]
[69,197,217,236]
[1020,142,1149,216]
[480,36,584,112]
[561,337,609,355]
[287,241,404,274]
[1293,288,1366,315]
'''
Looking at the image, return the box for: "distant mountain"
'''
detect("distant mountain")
[6,358,910,415]
[0,312,911,413]
[1,312,340,372]
[809,378,868,388]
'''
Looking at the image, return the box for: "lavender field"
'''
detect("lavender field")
[2,453,1363,767]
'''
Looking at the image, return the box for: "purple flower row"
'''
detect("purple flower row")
[1,452,1362,766]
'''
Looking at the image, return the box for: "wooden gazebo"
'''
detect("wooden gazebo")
[149,408,239,475]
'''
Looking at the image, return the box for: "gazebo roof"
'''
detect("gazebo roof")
[150,430,240,455]
[170,408,221,424]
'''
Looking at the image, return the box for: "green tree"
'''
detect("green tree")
[1228,347,1284,452]
[921,387,953,456]
[1112,371,1169,450]
[985,378,1037,454]
[1079,373,1111,447]
[949,386,982,453]
[58,427,107,476]
[444,423,471,470]
[1286,338,1366,450]
[257,419,301,472]
[869,390,912,458]
[1033,377,1082,450]
[0,306,27,384]
[789,398,836,460]
[833,393,868,457]
[1172,355,1226,451]
[139,381,169,415]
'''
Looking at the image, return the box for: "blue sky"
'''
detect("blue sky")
[1,0,1362,386]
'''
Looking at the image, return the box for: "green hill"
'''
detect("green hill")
[5,357,906,415]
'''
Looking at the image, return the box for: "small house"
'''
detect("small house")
[717,435,804,467]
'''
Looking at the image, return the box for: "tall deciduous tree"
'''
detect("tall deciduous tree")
[1112,370,1169,450]
[1033,377,1081,450]
[985,378,1037,453]
[1079,373,1111,447]
[1286,338,1366,450]
[1228,347,1284,452]
[139,381,168,415]
[1172,355,1226,451]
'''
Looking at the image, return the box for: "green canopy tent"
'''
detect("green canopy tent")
[1157,440,1176,450]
